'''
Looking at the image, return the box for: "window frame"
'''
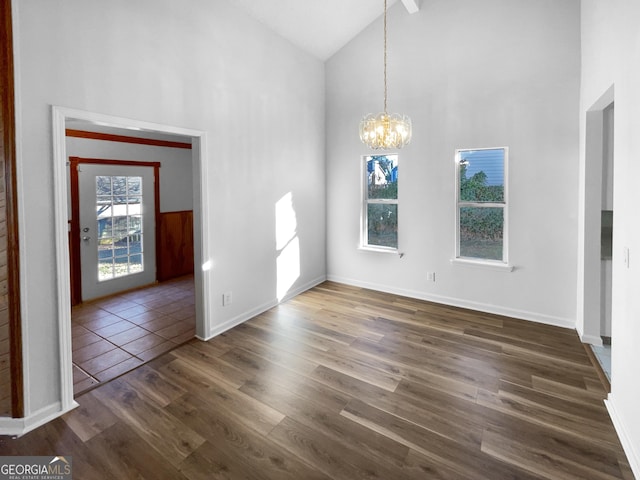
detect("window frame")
[454,146,510,268]
[360,154,399,253]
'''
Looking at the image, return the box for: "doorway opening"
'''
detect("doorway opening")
[52,107,211,410]
[67,157,195,395]
[592,101,614,385]
[581,87,615,389]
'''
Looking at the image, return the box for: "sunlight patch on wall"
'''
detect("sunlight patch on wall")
[276,192,300,302]
[201,259,213,271]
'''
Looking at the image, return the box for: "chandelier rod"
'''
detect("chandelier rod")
[358,0,411,150]
[383,0,388,114]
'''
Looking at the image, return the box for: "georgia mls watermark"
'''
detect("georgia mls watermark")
[0,456,72,480]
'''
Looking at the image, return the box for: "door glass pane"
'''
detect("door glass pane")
[127,202,141,216]
[99,258,114,280]
[459,206,503,260]
[129,238,142,255]
[96,175,144,281]
[127,177,142,195]
[98,217,113,239]
[96,176,112,195]
[129,214,142,233]
[129,254,143,274]
[112,176,127,196]
[98,238,114,259]
[113,216,128,239]
[97,204,113,219]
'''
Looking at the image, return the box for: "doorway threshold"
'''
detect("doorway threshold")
[585,342,611,393]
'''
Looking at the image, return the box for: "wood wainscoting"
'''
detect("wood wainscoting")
[157,210,194,282]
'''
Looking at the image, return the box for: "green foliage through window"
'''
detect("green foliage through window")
[364,155,398,249]
[459,207,503,260]
[367,204,398,247]
[459,165,503,202]
[457,148,507,262]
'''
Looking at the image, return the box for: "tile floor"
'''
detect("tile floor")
[71,275,195,395]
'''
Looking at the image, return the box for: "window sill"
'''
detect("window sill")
[450,258,514,272]
[358,246,403,256]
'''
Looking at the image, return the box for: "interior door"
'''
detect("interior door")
[78,163,156,301]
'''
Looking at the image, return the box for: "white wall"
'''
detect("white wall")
[12,0,325,420]
[326,0,581,326]
[66,136,194,212]
[580,0,640,474]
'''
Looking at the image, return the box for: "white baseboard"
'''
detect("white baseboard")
[605,395,640,478]
[326,275,575,330]
[198,275,327,341]
[580,333,604,346]
[0,400,79,437]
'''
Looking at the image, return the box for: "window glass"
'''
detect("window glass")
[367,204,398,248]
[363,155,398,250]
[456,148,507,263]
[459,206,504,260]
[459,149,504,202]
[367,156,398,200]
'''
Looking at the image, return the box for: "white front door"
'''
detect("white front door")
[78,163,156,301]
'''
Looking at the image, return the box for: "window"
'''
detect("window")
[96,175,144,280]
[362,154,399,251]
[455,147,508,264]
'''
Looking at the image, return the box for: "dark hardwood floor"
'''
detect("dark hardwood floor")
[0,282,634,479]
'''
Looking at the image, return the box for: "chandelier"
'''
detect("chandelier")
[359,0,412,150]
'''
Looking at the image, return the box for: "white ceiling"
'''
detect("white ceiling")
[232,0,411,61]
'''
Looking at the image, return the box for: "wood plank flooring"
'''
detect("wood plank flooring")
[0,282,634,479]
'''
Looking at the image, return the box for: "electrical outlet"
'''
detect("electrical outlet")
[427,272,436,282]
[223,291,232,306]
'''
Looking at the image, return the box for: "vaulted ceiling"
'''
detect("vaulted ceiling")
[65,0,422,140]
[232,0,421,61]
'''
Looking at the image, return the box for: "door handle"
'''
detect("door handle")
[82,236,91,241]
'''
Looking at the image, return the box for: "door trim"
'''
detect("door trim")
[577,85,615,345]
[48,106,211,428]
[69,157,161,305]
[66,129,192,150]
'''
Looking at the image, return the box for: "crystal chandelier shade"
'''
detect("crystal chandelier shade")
[360,112,412,150]
[359,0,412,150]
